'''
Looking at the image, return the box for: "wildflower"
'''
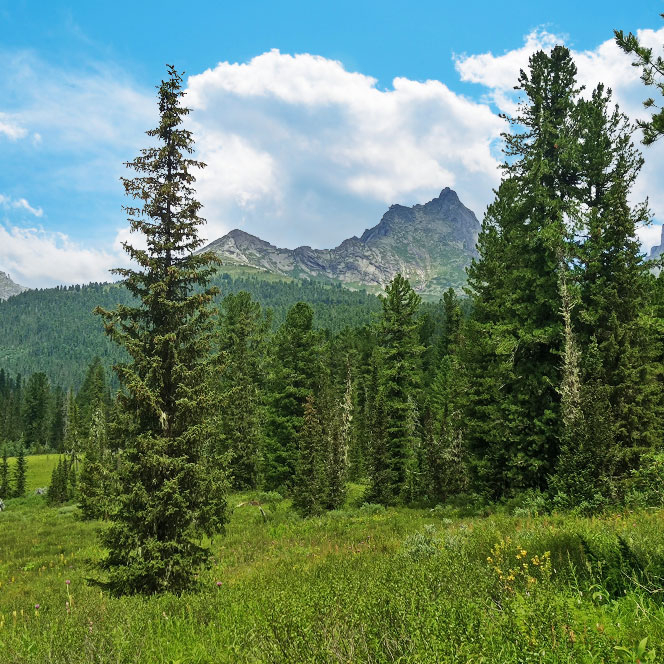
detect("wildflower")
[34,604,40,610]
[65,579,71,585]
[216,581,222,587]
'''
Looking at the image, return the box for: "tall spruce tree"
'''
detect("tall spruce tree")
[48,387,66,452]
[217,291,268,490]
[263,302,319,492]
[371,274,422,504]
[79,406,112,519]
[292,395,326,516]
[95,65,228,595]
[22,372,50,451]
[425,289,467,503]
[324,364,352,510]
[574,84,657,479]
[465,46,580,497]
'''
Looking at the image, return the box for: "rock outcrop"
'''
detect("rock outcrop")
[0,271,28,301]
[200,188,480,297]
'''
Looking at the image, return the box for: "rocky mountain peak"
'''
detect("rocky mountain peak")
[199,187,481,297]
[0,271,28,301]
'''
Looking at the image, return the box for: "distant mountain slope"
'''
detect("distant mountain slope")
[0,275,382,388]
[200,188,480,298]
[0,271,28,301]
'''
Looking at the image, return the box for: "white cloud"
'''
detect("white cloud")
[0,223,125,287]
[0,194,43,217]
[0,112,27,140]
[637,222,663,256]
[455,26,664,241]
[186,49,506,247]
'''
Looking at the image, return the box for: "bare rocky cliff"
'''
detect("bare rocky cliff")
[0,271,28,301]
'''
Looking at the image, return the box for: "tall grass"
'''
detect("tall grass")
[1,465,663,662]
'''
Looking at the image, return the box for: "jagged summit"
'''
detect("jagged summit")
[199,188,481,297]
[0,271,28,301]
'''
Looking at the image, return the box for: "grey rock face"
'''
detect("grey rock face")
[200,188,480,297]
[650,226,664,260]
[0,271,28,301]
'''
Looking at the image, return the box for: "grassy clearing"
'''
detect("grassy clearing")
[1,461,663,662]
[4,454,58,493]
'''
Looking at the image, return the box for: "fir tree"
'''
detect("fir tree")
[48,457,70,505]
[373,274,422,504]
[48,387,66,452]
[615,16,664,145]
[292,395,326,516]
[325,365,352,510]
[22,372,50,450]
[364,350,392,504]
[423,288,466,503]
[77,357,111,437]
[574,84,657,478]
[263,302,319,492]
[217,291,268,490]
[79,406,111,519]
[464,46,580,496]
[94,65,228,595]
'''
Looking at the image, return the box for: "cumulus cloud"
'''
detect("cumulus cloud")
[455,26,664,236]
[0,194,43,217]
[0,223,125,288]
[186,49,506,247]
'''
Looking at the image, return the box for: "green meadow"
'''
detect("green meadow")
[0,456,663,663]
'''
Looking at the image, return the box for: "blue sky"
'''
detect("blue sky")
[1,1,663,286]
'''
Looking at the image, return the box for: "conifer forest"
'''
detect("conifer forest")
[3,15,664,664]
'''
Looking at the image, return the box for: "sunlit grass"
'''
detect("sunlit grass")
[1,461,663,662]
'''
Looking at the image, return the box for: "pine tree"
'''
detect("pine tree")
[365,350,392,504]
[423,288,467,503]
[217,291,267,490]
[263,302,319,492]
[77,357,111,437]
[48,387,66,452]
[373,274,422,504]
[22,372,50,451]
[325,365,352,510]
[13,442,26,497]
[615,16,664,145]
[574,84,658,479]
[94,65,228,595]
[292,395,326,516]
[464,46,580,496]
[79,406,111,519]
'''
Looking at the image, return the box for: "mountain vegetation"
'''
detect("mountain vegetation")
[2,30,664,659]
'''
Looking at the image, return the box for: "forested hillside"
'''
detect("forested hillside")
[0,273,382,388]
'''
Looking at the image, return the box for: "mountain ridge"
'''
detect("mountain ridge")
[199,187,480,297]
[0,271,28,301]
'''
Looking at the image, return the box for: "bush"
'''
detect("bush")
[403,525,440,560]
